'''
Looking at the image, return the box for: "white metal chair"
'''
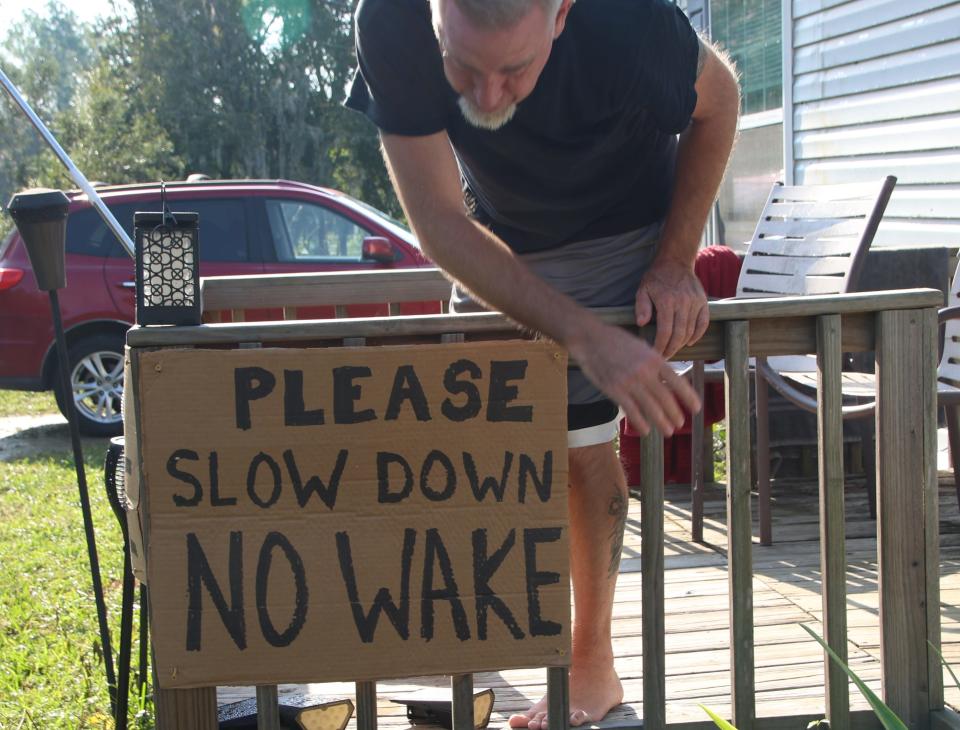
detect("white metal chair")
[688,175,898,544]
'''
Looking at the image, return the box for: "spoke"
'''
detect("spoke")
[80,359,101,380]
[97,393,110,420]
[74,383,99,397]
[108,359,124,379]
[90,354,110,380]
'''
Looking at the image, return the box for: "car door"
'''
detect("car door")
[104,195,265,322]
[256,196,411,319]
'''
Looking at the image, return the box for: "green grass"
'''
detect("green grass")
[0,439,154,728]
[0,390,60,418]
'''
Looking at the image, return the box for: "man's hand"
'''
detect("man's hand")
[569,322,702,436]
[635,256,709,358]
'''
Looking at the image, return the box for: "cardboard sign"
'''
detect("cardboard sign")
[135,340,570,688]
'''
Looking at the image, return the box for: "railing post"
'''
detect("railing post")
[725,321,755,730]
[547,666,570,730]
[154,688,217,729]
[641,429,665,729]
[816,314,850,729]
[691,362,706,544]
[256,685,280,730]
[875,307,942,729]
[452,675,475,730]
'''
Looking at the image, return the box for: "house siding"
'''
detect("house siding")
[788,0,960,247]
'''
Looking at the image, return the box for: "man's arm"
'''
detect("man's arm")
[635,40,741,356]
[379,131,700,435]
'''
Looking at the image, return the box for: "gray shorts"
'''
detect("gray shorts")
[450,223,661,444]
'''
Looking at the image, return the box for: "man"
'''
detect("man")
[346,0,740,726]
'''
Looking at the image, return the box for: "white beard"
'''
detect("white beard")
[458,96,517,130]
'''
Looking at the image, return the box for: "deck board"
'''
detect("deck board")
[218,472,960,728]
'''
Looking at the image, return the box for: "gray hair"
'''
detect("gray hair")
[431,0,567,30]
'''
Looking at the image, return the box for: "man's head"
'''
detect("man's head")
[430,0,574,130]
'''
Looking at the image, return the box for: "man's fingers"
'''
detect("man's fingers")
[652,301,674,354]
[635,290,653,327]
[693,303,710,343]
[665,308,690,359]
[621,399,650,437]
[663,364,702,414]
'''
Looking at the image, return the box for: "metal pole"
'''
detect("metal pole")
[0,66,136,258]
[49,288,118,712]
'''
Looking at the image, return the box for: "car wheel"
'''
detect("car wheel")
[54,334,125,438]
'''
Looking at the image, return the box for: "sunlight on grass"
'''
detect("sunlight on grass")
[0,444,153,727]
[0,390,60,419]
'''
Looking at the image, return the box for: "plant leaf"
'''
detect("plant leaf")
[928,640,960,693]
[801,624,907,730]
[700,704,738,730]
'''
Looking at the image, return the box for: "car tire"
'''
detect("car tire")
[53,333,125,438]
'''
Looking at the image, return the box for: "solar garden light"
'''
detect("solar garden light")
[6,189,118,717]
[134,207,202,326]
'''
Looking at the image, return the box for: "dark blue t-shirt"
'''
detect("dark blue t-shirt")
[346,0,700,254]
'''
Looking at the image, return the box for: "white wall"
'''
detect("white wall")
[786,0,960,248]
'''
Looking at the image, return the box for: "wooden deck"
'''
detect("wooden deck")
[218,442,960,729]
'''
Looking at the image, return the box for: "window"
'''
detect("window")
[64,198,250,262]
[66,203,137,258]
[266,200,371,261]
[182,199,249,262]
[711,0,782,115]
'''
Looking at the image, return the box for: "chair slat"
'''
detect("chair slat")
[755,218,865,239]
[765,199,876,219]
[771,179,888,202]
[748,237,859,257]
[743,255,852,278]
[737,273,845,297]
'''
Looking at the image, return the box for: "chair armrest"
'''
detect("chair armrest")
[757,358,876,420]
[940,305,960,324]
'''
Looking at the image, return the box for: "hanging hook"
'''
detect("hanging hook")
[157,180,177,232]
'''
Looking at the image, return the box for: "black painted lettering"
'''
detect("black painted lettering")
[333,366,376,424]
[472,529,524,640]
[283,449,347,510]
[463,451,514,503]
[421,528,470,641]
[284,369,324,427]
[336,529,416,643]
[518,451,553,503]
[186,531,245,651]
[235,367,276,430]
[377,452,414,504]
[385,365,431,421]
[441,359,482,422]
[247,452,282,508]
[255,532,308,648]
[168,449,202,507]
[209,451,236,507]
[487,360,533,422]
[523,527,562,637]
[420,450,456,502]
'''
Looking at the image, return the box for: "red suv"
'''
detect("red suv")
[0,178,433,436]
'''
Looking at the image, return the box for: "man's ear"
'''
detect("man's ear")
[553,0,574,38]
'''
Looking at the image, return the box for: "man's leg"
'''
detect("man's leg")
[509,440,627,729]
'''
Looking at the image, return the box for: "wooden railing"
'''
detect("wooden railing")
[127,270,953,730]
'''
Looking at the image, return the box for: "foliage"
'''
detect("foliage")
[0,0,400,219]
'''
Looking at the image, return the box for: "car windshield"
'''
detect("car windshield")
[339,194,418,248]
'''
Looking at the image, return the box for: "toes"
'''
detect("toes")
[570,709,592,726]
[530,711,548,730]
[508,714,531,729]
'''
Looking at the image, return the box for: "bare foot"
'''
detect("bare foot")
[508,662,623,729]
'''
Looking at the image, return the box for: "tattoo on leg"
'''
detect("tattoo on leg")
[607,489,627,578]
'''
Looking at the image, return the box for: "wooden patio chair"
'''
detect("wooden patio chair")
[688,175,898,545]
[755,257,960,521]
